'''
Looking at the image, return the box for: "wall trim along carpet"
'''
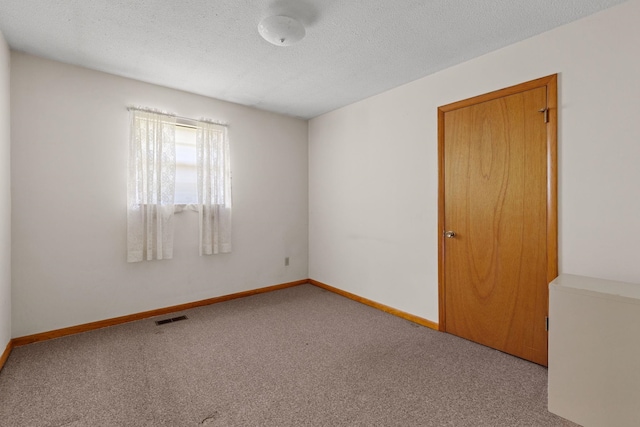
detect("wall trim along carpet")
[11,280,308,348]
[1,279,439,372]
[310,279,439,331]
[0,340,13,373]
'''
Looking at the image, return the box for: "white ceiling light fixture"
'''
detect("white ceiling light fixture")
[258,15,305,47]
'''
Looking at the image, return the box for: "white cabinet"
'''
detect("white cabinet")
[548,274,640,427]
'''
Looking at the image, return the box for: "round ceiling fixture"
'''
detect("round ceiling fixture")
[258,15,305,47]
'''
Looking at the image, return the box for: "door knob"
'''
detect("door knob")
[444,230,456,238]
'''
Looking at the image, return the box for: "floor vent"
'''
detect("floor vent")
[155,315,188,325]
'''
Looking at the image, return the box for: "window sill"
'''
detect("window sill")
[174,204,199,213]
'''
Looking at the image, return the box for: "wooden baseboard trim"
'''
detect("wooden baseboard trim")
[0,340,12,372]
[12,279,309,347]
[11,279,438,348]
[309,279,439,331]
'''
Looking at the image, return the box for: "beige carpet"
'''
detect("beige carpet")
[0,284,576,426]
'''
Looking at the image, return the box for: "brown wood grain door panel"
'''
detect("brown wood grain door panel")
[438,76,557,366]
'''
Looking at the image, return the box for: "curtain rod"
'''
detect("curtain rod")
[127,107,229,128]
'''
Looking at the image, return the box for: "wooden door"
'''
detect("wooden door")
[438,76,557,366]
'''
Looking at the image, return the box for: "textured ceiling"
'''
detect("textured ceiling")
[0,0,630,119]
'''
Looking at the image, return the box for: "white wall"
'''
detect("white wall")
[309,0,640,323]
[11,53,308,337]
[0,32,11,350]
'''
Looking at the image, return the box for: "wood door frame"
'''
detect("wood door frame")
[437,74,558,332]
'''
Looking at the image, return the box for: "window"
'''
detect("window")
[127,108,232,261]
[175,124,198,205]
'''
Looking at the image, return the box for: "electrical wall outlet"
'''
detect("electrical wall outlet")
[285,257,290,266]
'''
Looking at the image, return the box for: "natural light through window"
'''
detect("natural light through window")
[175,124,197,205]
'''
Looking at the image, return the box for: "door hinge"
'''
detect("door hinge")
[538,107,549,123]
[545,316,549,331]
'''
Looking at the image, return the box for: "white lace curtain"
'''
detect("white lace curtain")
[127,110,176,262]
[127,109,232,262]
[197,122,232,255]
